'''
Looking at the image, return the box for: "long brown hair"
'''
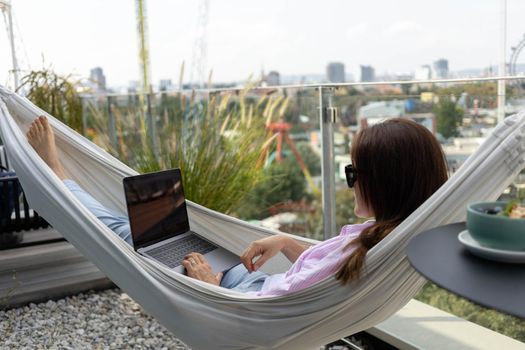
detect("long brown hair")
[336,118,448,284]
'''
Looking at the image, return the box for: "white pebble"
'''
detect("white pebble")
[1,289,191,349]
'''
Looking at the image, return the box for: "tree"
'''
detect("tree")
[433,82,497,107]
[335,188,363,229]
[296,142,321,176]
[235,158,309,220]
[306,187,364,240]
[433,99,464,139]
[401,83,412,96]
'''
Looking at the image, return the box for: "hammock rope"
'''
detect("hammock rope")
[1,86,524,350]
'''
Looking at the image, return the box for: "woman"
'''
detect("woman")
[27,116,447,296]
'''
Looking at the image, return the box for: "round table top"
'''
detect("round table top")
[407,222,525,319]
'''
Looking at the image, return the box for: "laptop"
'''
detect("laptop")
[123,169,240,274]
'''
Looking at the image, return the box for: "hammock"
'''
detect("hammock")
[1,85,524,350]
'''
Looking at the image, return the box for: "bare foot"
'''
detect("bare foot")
[27,116,67,179]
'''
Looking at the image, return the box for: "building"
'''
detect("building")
[326,62,345,83]
[433,59,449,79]
[415,65,432,80]
[442,137,486,174]
[266,71,281,86]
[355,65,375,82]
[159,79,174,91]
[127,80,139,94]
[358,101,405,128]
[420,92,437,103]
[357,100,436,133]
[89,67,106,92]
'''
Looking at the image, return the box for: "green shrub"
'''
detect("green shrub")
[19,69,83,133]
[416,283,525,342]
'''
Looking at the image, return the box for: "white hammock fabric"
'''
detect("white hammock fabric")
[1,86,524,350]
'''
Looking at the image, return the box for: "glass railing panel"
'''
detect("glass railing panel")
[81,93,153,163]
[331,79,525,206]
[80,87,324,239]
[211,86,323,240]
[81,90,198,167]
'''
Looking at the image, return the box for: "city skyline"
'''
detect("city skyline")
[2,0,525,88]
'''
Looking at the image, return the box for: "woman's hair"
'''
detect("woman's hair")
[336,118,448,284]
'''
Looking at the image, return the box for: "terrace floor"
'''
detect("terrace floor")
[0,228,113,309]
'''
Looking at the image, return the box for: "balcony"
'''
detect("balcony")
[1,77,524,349]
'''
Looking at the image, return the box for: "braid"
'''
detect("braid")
[335,220,399,284]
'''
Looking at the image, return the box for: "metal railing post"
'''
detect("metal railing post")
[81,97,88,136]
[107,96,118,153]
[319,87,337,240]
[497,0,507,123]
[146,93,159,160]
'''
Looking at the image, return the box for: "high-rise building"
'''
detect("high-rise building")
[89,67,106,92]
[355,65,375,82]
[326,62,345,83]
[415,65,432,80]
[433,59,449,79]
[266,71,280,86]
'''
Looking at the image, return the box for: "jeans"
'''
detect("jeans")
[220,264,268,292]
[64,180,267,292]
[64,180,133,246]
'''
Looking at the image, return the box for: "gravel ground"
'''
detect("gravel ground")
[0,289,191,350]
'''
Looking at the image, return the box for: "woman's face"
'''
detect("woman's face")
[353,182,374,218]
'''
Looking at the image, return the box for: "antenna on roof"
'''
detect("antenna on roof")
[1,0,20,90]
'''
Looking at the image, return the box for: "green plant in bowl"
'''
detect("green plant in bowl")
[467,201,525,251]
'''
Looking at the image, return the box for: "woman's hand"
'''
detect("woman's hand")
[240,236,287,273]
[182,252,223,286]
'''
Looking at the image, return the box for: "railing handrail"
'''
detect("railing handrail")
[79,75,525,98]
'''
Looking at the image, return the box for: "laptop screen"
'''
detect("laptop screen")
[123,169,190,249]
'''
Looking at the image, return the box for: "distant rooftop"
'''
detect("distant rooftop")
[358,100,405,119]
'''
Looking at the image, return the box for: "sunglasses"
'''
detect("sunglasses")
[345,164,357,188]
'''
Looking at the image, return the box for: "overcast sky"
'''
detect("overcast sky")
[1,0,525,88]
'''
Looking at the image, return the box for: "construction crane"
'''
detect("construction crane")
[1,0,19,90]
[135,0,151,93]
[190,0,210,88]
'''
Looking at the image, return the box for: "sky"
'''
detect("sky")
[1,0,525,88]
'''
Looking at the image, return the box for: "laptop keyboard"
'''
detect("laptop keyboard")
[146,235,216,268]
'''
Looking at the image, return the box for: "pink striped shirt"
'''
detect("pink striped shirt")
[251,220,375,297]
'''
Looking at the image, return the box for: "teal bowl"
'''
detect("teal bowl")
[467,202,525,251]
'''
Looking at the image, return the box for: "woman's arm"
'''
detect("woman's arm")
[280,236,309,263]
[240,235,309,272]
